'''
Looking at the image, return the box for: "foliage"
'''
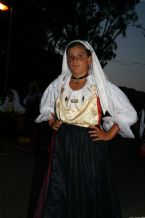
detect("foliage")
[13,0,141,67]
[26,0,140,67]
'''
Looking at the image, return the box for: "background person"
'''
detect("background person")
[0,89,25,139]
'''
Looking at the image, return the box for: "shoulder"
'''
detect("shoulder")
[107,81,129,100]
[50,74,70,87]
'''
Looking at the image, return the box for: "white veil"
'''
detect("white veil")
[0,89,25,114]
[36,39,137,138]
[61,40,112,115]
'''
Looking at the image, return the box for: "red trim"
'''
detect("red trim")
[34,131,56,218]
[138,143,145,158]
[97,97,102,124]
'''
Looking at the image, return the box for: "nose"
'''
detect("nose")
[72,56,79,65]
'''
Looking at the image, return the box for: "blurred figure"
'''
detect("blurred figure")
[0,89,25,139]
[0,89,25,114]
[17,81,42,152]
[23,81,42,120]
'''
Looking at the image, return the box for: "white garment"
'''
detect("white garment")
[36,40,137,138]
[36,74,137,138]
[0,89,26,114]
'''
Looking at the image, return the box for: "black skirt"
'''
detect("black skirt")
[39,123,121,218]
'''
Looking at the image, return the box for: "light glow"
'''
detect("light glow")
[0,2,9,10]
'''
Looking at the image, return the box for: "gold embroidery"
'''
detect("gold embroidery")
[71,99,79,103]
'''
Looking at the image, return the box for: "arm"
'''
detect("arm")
[103,82,138,138]
[35,76,61,123]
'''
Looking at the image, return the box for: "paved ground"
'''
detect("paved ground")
[0,136,145,218]
[110,137,145,218]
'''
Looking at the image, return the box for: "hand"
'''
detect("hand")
[48,118,62,131]
[89,125,110,141]
[88,123,119,141]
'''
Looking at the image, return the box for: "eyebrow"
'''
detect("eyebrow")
[67,51,87,56]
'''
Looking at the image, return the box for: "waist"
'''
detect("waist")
[61,120,99,128]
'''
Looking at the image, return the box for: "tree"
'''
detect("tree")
[1,0,141,93]
[27,0,141,67]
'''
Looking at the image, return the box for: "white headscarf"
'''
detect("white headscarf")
[0,89,26,114]
[36,39,137,138]
[61,40,111,114]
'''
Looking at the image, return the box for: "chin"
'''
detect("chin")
[72,71,83,76]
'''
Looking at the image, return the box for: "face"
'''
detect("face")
[67,45,92,77]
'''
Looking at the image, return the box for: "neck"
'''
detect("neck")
[71,74,88,79]
[71,74,88,84]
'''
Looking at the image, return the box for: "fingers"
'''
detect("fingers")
[89,126,100,135]
[89,133,99,141]
[88,125,103,141]
[89,131,99,141]
[53,120,62,130]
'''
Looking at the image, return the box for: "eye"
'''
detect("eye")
[67,56,73,62]
[78,54,84,59]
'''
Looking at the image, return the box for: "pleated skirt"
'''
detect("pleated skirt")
[36,123,122,218]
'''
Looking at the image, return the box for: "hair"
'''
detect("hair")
[66,41,91,57]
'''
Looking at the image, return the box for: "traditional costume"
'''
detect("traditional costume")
[0,89,25,139]
[34,40,137,218]
[0,89,25,114]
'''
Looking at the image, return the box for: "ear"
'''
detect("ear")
[88,56,92,65]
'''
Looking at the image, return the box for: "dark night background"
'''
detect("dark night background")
[0,0,145,111]
[0,1,145,218]
[0,0,63,98]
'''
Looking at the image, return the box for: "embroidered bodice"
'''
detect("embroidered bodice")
[55,78,101,127]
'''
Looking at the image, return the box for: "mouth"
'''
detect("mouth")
[73,65,80,70]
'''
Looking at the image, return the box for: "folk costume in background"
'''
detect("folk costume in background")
[17,82,42,152]
[0,89,25,114]
[34,40,137,218]
[0,89,25,139]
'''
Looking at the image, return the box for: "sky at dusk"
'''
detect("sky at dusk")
[104,1,145,92]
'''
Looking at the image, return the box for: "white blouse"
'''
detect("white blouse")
[36,74,137,138]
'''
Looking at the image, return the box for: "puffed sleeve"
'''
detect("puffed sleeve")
[102,81,138,138]
[35,76,61,123]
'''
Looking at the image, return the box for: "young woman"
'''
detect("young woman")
[34,40,137,218]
